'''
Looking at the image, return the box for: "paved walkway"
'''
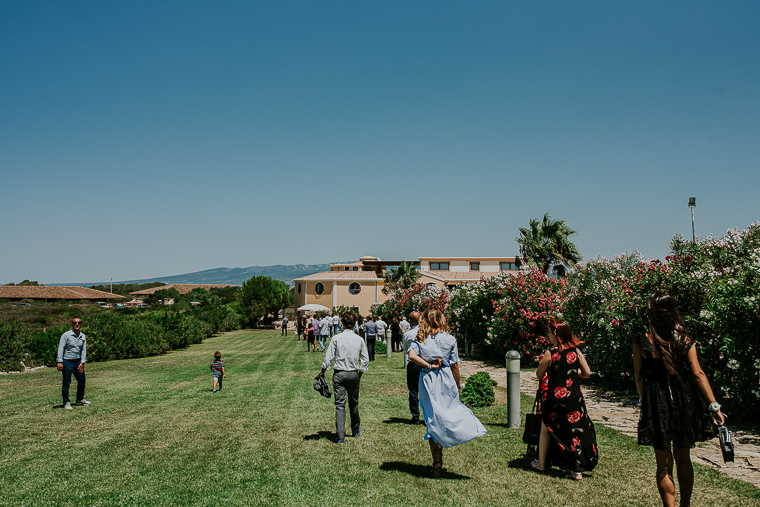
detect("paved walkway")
[459,360,760,489]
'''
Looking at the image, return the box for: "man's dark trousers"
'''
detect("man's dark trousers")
[333,370,361,440]
[406,362,423,422]
[366,335,376,361]
[62,359,85,405]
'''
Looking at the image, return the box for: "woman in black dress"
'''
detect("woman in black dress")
[532,320,598,480]
[633,292,725,507]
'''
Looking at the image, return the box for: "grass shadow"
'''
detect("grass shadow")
[379,461,470,480]
[383,417,416,425]
[303,431,335,441]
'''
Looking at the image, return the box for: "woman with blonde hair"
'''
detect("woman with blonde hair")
[407,308,487,477]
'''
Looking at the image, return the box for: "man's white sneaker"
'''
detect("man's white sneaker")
[76,399,91,406]
[64,402,73,410]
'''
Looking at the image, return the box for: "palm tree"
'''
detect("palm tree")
[515,213,581,277]
[382,260,421,295]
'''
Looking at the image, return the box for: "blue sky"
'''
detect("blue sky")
[1,1,758,284]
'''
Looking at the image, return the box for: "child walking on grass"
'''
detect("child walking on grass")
[211,351,225,392]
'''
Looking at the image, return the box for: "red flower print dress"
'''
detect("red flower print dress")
[540,347,599,473]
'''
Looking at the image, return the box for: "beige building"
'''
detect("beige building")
[293,255,518,316]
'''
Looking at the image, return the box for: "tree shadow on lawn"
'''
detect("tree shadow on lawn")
[383,417,418,425]
[303,431,336,441]
[379,461,470,480]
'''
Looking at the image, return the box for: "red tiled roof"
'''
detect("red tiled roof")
[129,284,235,295]
[296,271,381,280]
[0,286,123,300]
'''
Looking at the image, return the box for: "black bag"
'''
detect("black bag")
[522,388,542,454]
[718,425,734,463]
[313,373,331,398]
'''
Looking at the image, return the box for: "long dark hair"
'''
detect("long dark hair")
[645,292,691,375]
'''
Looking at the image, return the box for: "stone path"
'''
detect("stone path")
[459,360,760,489]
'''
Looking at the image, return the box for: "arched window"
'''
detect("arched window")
[297,283,302,294]
[349,282,361,295]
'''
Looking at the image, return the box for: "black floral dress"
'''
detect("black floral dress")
[541,347,599,473]
[634,334,716,451]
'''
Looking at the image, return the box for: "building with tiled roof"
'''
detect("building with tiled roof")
[293,255,519,316]
[0,286,123,301]
[129,284,235,296]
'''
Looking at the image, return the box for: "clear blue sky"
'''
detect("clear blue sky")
[2,1,758,284]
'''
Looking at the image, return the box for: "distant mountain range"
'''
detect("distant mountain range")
[56,263,352,288]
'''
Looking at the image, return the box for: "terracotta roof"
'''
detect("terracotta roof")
[130,284,235,295]
[0,286,123,300]
[296,271,381,281]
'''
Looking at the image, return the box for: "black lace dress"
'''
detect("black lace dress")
[540,347,599,473]
[634,334,716,451]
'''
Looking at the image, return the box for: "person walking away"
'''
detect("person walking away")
[390,317,402,353]
[633,292,725,507]
[403,312,423,424]
[375,316,388,346]
[297,315,305,341]
[307,316,318,352]
[399,316,411,335]
[318,311,369,444]
[363,316,377,361]
[407,309,486,477]
[281,316,289,336]
[211,351,226,392]
[532,320,598,480]
[319,314,332,351]
[57,317,90,410]
[333,314,340,335]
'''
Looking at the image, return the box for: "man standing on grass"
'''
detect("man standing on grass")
[319,311,369,444]
[375,315,387,347]
[56,317,90,410]
[402,312,422,424]
[281,315,288,336]
[363,316,377,361]
[319,314,332,351]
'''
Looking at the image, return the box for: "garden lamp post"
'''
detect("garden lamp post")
[688,197,696,243]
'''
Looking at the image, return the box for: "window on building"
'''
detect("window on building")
[349,282,361,295]
[297,283,302,294]
[426,282,437,288]
[352,267,359,271]
[315,282,324,295]
[344,267,349,271]
[470,262,479,271]
[500,262,516,270]
[430,262,449,270]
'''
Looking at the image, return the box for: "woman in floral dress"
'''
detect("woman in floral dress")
[531,320,598,480]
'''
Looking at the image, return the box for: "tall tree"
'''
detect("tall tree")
[382,260,421,295]
[237,276,293,326]
[515,213,581,277]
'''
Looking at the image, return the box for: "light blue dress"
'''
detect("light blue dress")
[409,335,487,448]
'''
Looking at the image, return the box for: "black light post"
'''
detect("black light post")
[688,197,696,243]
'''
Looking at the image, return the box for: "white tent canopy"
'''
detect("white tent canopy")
[297,303,331,312]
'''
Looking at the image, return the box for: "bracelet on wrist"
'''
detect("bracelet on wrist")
[709,402,721,413]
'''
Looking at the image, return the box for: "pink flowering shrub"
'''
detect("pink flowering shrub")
[372,284,449,322]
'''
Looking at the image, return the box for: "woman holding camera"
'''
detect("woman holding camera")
[633,292,725,507]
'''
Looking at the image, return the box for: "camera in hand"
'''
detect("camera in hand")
[718,425,734,463]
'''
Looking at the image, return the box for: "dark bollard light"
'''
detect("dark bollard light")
[506,350,521,428]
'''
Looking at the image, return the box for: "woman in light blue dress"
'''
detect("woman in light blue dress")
[407,309,487,477]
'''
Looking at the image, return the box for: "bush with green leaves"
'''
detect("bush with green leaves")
[460,371,497,407]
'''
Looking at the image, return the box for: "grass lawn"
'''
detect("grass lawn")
[1,329,758,507]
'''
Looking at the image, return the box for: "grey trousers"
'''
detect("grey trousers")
[333,370,361,439]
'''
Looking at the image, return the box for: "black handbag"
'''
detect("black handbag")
[718,425,735,463]
[522,388,542,454]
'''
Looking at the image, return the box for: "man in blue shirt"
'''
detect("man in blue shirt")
[363,317,377,361]
[56,317,90,410]
[402,312,423,424]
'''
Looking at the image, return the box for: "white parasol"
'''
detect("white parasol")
[297,303,331,312]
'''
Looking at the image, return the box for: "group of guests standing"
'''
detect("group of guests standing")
[297,314,340,352]
[316,292,728,507]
